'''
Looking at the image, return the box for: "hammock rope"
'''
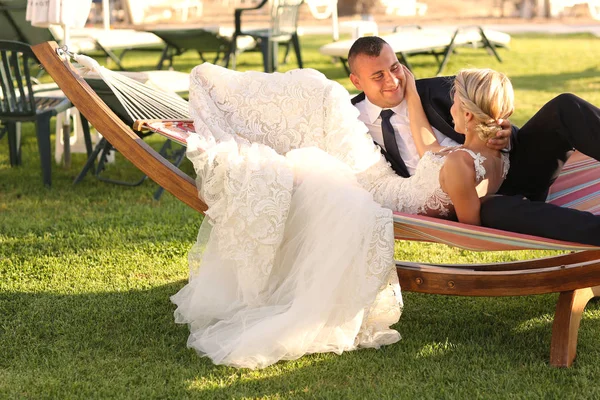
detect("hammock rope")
[68,50,190,122]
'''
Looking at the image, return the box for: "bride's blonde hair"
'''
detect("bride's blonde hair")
[453,68,514,142]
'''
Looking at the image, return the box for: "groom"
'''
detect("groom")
[348,36,600,245]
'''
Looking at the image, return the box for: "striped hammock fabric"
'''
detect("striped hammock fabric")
[392,212,598,252]
[547,151,600,215]
[138,120,600,252]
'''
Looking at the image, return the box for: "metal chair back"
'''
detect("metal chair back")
[233,0,304,72]
[271,0,303,37]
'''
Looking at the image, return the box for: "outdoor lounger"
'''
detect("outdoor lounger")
[320,26,511,76]
[142,26,256,70]
[33,40,600,368]
[62,27,165,71]
[0,0,165,70]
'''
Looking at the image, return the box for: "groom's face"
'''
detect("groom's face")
[349,44,406,109]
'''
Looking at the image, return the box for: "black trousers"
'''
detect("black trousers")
[501,93,600,199]
[481,94,600,245]
[481,195,600,246]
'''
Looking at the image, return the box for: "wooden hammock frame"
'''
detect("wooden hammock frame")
[33,41,600,368]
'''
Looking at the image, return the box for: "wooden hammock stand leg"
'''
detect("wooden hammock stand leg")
[551,285,600,366]
[396,250,600,367]
[32,41,600,368]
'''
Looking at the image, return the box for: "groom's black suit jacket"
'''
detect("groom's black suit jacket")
[351,76,600,246]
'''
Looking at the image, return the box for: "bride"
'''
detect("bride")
[170,63,514,369]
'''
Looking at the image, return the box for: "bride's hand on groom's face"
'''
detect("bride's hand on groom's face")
[486,118,511,150]
[402,65,418,99]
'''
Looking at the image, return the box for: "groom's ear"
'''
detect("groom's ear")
[350,73,362,91]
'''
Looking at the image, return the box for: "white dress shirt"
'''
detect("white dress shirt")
[354,96,459,176]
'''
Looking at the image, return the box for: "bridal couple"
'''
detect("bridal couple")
[171,36,600,369]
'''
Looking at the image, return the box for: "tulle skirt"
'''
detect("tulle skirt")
[171,147,402,369]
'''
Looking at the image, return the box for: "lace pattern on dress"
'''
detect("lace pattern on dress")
[451,147,487,183]
[186,136,294,303]
[174,64,404,368]
[501,152,510,179]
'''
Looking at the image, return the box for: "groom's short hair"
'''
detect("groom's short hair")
[348,36,389,74]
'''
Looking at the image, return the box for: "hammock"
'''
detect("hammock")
[136,119,600,252]
[33,41,600,368]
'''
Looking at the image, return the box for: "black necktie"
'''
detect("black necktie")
[380,109,409,177]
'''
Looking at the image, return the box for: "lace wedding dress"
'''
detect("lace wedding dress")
[171,64,403,369]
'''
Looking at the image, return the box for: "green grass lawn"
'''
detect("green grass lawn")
[2,33,600,399]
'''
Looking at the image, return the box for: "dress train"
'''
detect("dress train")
[171,64,403,369]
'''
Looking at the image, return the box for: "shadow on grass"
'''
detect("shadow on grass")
[3,283,600,398]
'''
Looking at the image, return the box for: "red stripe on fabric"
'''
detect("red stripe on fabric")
[546,152,600,216]
[392,211,598,251]
[548,181,600,206]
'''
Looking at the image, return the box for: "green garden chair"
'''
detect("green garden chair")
[0,40,71,186]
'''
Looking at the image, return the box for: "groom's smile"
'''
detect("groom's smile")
[349,43,407,109]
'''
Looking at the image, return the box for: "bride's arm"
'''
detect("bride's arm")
[404,66,443,156]
[355,157,412,212]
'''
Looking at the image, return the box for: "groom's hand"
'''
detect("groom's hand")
[486,119,511,150]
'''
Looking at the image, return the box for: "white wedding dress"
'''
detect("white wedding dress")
[170,64,507,369]
[171,64,403,369]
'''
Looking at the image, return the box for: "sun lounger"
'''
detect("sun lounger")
[142,26,256,70]
[62,27,165,70]
[122,0,204,25]
[320,26,511,76]
[33,40,600,368]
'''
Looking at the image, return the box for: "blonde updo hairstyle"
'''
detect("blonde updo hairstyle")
[452,68,514,142]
